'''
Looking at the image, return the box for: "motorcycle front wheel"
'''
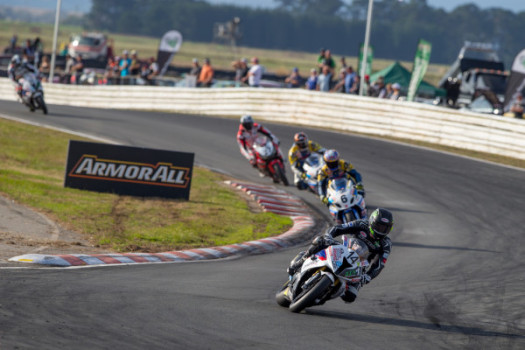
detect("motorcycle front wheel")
[289,274,332,313]
[272,163,289,186]
[35,96,48,115]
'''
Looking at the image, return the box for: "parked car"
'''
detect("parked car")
[68,33,108,61]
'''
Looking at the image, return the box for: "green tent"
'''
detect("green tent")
[370,61,445,97]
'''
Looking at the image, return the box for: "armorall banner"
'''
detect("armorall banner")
[157,30,183,76]
[65,141,194,200]
[407,39,432,102]
[503,49,525,112]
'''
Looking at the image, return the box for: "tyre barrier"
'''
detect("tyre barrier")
[1,77,525,161]
[8,181,315,267]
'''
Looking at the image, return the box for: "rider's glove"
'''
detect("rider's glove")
[355,182,365,197]
[361,274,371,285]
[321,196,329,205]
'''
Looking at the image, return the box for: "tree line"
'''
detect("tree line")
[84,0,525,67]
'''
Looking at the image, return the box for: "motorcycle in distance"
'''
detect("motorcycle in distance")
[18,72,48,114]
[252,135,289,186]
[326,177,366,224]
[276,236,369,313]
[302,152,324,194]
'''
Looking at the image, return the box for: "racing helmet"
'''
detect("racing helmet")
[294,132,309,149]
[10,54,21,67]
[369,208,394,239]
[323,149,340,170]
[240,115,254,131]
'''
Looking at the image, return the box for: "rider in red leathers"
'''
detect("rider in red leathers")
[237,115,280,167]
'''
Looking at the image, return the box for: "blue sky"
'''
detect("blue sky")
[205,0,525,13]
[3,0,525,13]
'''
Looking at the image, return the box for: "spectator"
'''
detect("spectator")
[344,66,356,94]
[32,37,43,67]
[103,56,118,84]
[242,57,263,87]
[198,58,214,87]
[305,68,318,90]
[330,68,347,93]
[62,53,74,83]
[384,83,393,99]
[370,76,386,98]
[23,39,35,63]
[119,50,131,77]
[147,57,159,80]
[129,50,141,76]
[9,34,17,53]
[284,67,304,88]
[232,58,249,83]
[317,48,326,73]
[190,58,201,76]
[510,93,524,119]
[340,56,347,69]
[70,55,84,85]
[322,49,336,74]
[39,55,50,81]
[317,65,332,92]
[390,83,401,100]
[349,75,360,94]
[363,74,371,96]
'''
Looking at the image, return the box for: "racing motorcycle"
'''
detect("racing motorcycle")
[18,72,48,114]
[276,236,369,313]
[326,177,366,224]
[302,152,324,194]
[252,135,289,186]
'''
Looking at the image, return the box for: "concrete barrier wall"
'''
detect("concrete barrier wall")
[2,77,524,160]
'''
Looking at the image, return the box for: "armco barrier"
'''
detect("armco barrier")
[1,77,524,161]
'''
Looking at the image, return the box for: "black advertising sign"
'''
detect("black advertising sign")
[64,141,194,200]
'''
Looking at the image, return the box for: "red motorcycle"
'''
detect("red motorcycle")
[252,135,289,186]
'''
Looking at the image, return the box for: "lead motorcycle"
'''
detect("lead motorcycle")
[326,177,366,224]
[17,72,48,114]
[252,135,289,186]
[302,152,324,194]
[276,236,369,313]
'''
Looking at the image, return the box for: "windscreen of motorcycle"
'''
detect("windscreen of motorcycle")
[253,136,275,160]
[327,178,355,208]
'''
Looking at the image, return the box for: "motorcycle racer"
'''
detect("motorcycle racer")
[8,54,40,110]
[287,208,393,303]
[237,115,280,167]
[317,149,364,204]
[288,132,325,189]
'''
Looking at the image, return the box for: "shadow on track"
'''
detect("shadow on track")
[306,309,525,339]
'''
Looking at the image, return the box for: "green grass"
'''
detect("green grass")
[0,118,292,252]
[1,19,449,85]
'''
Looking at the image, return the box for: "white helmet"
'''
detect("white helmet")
[10,54,21,67]
[240,115,254,130]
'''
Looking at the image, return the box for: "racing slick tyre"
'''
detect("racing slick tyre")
[289,274,332,313]
[273,163,289,186]
[35,96,48,115]
[275,282,292,308]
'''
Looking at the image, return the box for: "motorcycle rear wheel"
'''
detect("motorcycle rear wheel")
[289,274,332,313]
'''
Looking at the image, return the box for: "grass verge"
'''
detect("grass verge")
[0,118,292,252]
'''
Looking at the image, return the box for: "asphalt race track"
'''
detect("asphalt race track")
[0,100,524,349]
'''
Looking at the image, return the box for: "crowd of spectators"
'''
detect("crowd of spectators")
[101,49,159,85]
[4,35,405,99]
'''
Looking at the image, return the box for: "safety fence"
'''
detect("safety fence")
[1,77,524,161]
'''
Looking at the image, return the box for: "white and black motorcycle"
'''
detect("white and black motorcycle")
[276,236,369,313]
[326,177,366,224]
[302,152,325,194]
[18,72,48,114]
